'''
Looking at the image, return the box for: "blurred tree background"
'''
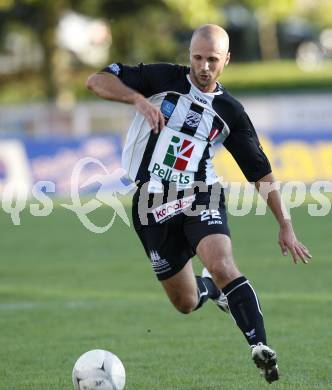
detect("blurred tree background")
[0,0,332,103]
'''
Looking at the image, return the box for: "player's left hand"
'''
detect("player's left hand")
[278,221,312,264]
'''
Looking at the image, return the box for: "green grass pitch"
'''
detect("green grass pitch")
[0,204,331,389]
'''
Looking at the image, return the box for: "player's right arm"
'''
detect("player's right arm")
[86,69,164,133]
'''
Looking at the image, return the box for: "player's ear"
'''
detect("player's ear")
[225,52,231,66]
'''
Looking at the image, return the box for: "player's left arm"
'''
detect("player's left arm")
[223,109,312,264]
[255,172,312,264]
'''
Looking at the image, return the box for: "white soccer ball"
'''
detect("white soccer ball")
[72,349,126,390]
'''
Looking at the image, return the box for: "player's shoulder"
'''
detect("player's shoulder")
[103,61,190,96]
[218,86,243,111]
[140,62,190,95]
[141,62,189,81]
[103,61,189,78]
[213,86,244,127]
[143,62,189,73]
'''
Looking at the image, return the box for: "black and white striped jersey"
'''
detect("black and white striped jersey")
[102,62,271,191]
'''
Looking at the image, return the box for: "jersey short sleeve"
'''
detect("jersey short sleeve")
[101,62,187,98]
[223,109,271,182]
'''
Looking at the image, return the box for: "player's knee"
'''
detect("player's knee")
[208,256,230,277]
[209,255,240,285]
[176,304,195,314]
[172,295,197,314]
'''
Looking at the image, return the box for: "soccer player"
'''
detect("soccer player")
[86,24,312,383]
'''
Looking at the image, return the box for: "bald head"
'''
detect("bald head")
[190,24,229,54]
[189,24,230,92]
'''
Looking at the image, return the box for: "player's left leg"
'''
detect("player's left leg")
[183,200,269,348]
[196,233,267,346]
[196,233,279,383]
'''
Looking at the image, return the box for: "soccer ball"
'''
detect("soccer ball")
[72,349,126,390]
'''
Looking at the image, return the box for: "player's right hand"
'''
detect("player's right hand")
[134,94,165,134]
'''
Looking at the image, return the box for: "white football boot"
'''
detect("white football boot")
[251,342,279,383]
[201,267,229,313]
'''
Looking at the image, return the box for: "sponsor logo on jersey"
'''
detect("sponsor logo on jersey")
[152,195,195,223]
[151,163,191,184]
[163,135,194,171]
[194,95,207,105]
[148,127,206,186]
[161,100,176,118]
[185,109,202,127]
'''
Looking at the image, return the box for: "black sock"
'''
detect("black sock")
[194,276,220,311]
[222,276,267,346]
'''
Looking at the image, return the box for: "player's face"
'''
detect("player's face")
[189,37,230,93]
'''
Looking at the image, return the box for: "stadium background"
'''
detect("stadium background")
[0,1,331,389]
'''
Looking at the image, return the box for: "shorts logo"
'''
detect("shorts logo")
[152,195,195,223]
[185,109,202,127]
[163,136,194,171]
[149,250,171,274]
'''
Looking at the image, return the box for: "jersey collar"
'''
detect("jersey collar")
[186,74,223,96]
